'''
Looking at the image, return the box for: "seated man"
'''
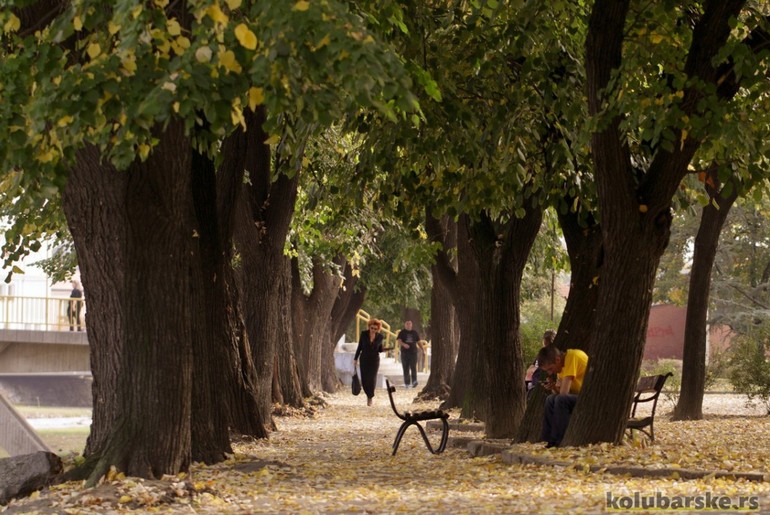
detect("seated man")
[537,345,588,448]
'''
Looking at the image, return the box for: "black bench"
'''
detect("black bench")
[385,379,450,456]
[625,372,673,442]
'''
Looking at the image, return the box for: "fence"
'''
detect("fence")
[0,295,86,332]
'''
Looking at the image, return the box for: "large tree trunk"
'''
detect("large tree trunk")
[418,268,456,400]
[275,256,306,407]
[421,213,458,401]
[469,207,543,438]
[516,207,602,443]
[234,109,300,426]
[62,146,126,460]
[440,216,482,418]
[673,171,738,420]
[564,0,746,446]
[68,122,197,482]
[291,255,344,393]
[322,265,365,392]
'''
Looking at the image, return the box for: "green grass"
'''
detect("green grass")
[14,405,92,418]
[37,427,89,456]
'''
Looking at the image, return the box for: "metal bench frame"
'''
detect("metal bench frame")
[625,372,673,442]
[385,379,450,456]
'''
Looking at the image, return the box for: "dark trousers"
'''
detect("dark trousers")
[541,393,578,446]
[401,352,418,386]
[360,355,380,399]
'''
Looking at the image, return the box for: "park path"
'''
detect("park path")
[5,390,770,513]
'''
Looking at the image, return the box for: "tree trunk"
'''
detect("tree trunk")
[673,171,738,420]
[62,146,127,460]
[291,256,344,393]
[234,109,300,426]
[516,207,602,443]
[71,122,196,482]
[323,265,365,392]
[442,216,483,418]
[469,206,543,438]
[565,0,745,446]
[418,268,456,400]
[420,213,458,401]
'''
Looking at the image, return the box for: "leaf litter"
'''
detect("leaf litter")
[3,391,770,513]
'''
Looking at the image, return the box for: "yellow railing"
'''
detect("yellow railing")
[355,309,430,372]
[0,295,86,332]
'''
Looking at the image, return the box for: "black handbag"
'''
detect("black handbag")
[351,370,362,396]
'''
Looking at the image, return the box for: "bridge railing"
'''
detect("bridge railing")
[0,295,86,332]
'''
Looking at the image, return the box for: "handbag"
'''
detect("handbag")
[351,369,362,396]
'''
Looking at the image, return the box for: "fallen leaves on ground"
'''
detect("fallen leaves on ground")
[4,391,770,513]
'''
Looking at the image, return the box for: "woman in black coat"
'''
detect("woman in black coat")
[354,318,386,406]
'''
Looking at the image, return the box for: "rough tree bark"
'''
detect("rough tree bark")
[673,169,738,420]
[468,206,543,438]
[421,213,459,401]
[234,108,301,425]
[516,205,602,443]
[322,264,365,392]
[291,255,344,393]
[564,0,748,446]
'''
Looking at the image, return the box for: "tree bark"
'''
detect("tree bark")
[323,265,365,392]
[564,0,746,446]
[516,206,602,443]
[421,213,458,400]
[234,109,300,426]
[673,170,738,420]
[62,146,126,460]
[69,121,196,482]
[468,207,543,438]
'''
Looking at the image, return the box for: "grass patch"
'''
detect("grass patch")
[37,427,89,455]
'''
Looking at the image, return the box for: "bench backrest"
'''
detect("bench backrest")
[630,372,673,418]
[385,379,407,421]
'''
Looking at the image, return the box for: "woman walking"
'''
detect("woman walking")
[354,318,386,406]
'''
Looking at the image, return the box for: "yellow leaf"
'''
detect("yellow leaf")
[680,129,688,150]
[591,276,599,286]
[131,5,143,19]
[248,87,265,110]
[118,495,132,504]
[312,34,330,51]
[108,21,121,35]
[226,0,242,9]
[154,0,169,7]
[639,204,648,213]
[173,101,180,112]
[207,5,229,24]
[87,43,101,59]
[122,54,137,74]
[231,98,246,129]
[218,49,242,73]
[73,15,83,32]
[57,116,74,127]
[167,19,182,36]
[138,143,151,160]
[162,81,177,92]
[293,1,310,11]
[264,134,280,145]
[234,23,257,50]
[650,34,663,44]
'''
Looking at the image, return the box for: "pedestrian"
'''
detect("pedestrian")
[354,318,387,406]
[526,329,556,397]
[397,320,421,388]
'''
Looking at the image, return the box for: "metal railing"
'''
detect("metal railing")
[355,309,430,372]
[0,295,86,332]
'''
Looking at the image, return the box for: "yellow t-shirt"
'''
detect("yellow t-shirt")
[558,349,588,394]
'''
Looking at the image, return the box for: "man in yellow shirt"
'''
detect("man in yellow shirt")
[536,346,589,448]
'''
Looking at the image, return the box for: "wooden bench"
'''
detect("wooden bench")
[385,379,450,456]
[625,372,673,442]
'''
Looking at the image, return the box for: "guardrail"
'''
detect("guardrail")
[0,295,86,332]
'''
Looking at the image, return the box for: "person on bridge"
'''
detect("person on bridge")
[67,279,83,332]
[354,318,386,406]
